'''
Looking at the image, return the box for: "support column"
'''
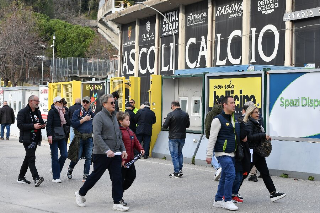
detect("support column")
[155,14,160,75]
[242,0,250,65]
[135,19,140,77]
[118,25,122,77]
[207,0,213,68]
[178,4,185,70]
[285,0,293,66]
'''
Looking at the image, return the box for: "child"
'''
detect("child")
[117,111,144,206]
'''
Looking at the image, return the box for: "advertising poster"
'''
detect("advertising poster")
[122,22,136,78]
[214,0,243,66]
[139,16,156,103]
[39,86,49,120]
[160,9,179,75]
[208,75,262,117]
[82,82,105,113]
[268,72,320,138]
[185,1,208,69]
[250,0,285,65]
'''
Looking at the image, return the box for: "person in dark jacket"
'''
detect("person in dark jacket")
[0,101,15,140]
[67,96,95,182]
[17,95,45,187]
[46,96,70,183]
[112,91,120,112]
[125,102,136,133]
[117,111,144,206]
[163,101,190,178]
[68,98,82,142]
[134,101,156,159]
[244,105,286,202]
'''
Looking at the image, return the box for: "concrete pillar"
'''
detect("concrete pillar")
[135,19,140,77]
[285,0,293,66]
[178,4,185,70]
[207,0,213,68]
[155,14,160,75]
[242,0,250,65]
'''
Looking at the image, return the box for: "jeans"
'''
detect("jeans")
[136,134,151,157]
[79,154,123,203]
[50,139,68,179]
[211,152,221,169]
[232,171,243,195]
[70,128,75,144]
[168,139,185,173]
[215,156,235,202]
[1,123,11,139]
[69,137,93,175]
[18,143,39,180]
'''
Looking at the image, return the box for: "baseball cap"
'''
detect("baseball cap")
[53,96,62,103]
[82,96,90,102]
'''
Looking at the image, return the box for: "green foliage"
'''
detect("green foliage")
[280,173,289,178]
[308,176,314,181]
[191,156,195,165]
[162,156,166,160]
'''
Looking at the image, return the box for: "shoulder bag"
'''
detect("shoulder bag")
[255,138,272,157]
[53,126,65,141]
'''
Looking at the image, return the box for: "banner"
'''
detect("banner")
[39,86,49,120]
[82,82,105,113]
[122,22,136,78]
[269,72,320,138]
[208,75,262,117]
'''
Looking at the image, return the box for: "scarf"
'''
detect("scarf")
[55,105,66,126]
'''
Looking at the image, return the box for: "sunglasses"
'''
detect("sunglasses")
[83,100,89,104]
[109,101,115,105]
[129,102,134,104]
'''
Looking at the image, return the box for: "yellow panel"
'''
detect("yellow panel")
[129,76,141,107]
[149,75,162,156]
[71,81,82,106]
[48,81,81,108]
[110,77,126,111]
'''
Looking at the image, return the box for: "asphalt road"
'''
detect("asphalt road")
[1,137,319,213]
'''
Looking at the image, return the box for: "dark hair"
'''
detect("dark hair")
[171,101,180,107]
[221,96,233,108]
[116,111,130,121]
[112,91,119,99]
[61,98,67,105]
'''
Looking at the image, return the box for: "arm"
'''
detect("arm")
[134,111,141,123]
[46,110,54,137]
[186,114,190,128]
[246,122,266,143]
[206,118,221,159]
[17,110,34,131]
[11,109,15,124]
[153,112,156,124]
[93,114,110,153]
[133,133,143,151]
[162,113,171,129]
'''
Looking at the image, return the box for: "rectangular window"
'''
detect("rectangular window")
[179,97,188,113]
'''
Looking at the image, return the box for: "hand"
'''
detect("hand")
[34,123,42,129]
[122,151,128,159]
[141,150,145,156]
[242,136,247,142]
[41,123,47,128]
[266,135,271,140]
[206,157,212,164]
[121,161,125,167]
[106,150,115,157]
[48,137,52,144]
[62,108,66,114]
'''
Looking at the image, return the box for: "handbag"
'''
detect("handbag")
[235,143,244,161]
[53,126,65,140]
[255,138,272,157]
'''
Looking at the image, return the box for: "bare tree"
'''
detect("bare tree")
[0,2,40,86]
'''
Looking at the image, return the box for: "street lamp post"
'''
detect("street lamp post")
[51,34,55,82]
[136,2,175,74]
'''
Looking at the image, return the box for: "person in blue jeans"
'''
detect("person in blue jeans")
[47,96,70,183]
[67,96,95,182]
[0,101,15,140]
[163,101,190,178]
[206,96,238,211]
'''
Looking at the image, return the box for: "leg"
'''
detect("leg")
[79,154,110,196]
[69,138,84,170]
[6,124,10,139]
[108,156,123,203]
[122,164,136,191]
[19,143,39,180]
[168,139,179,173]
[50,141,60,179]
[143,135,151,157]
[83,138,93,175]
[58,139,68,173]
[0,124,5,139]
[232,171,243,195]
[253,152,276,193]
[177,139,185,172]
[215,156,235,202]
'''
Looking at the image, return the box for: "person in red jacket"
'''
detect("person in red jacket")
[117,111,144,206]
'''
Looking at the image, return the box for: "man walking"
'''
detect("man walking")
[75,94,129,212]
[68,98,82,143]
[206,96,239,211]
[17,95,45,187]
[125,102,136,133]
[129,99,138,114]
[163,101,190,178]
[134,101,156,159]
[67,96,95,182]
[0,101,15,140]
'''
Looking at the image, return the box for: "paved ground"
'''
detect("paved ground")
[1,137,320,213]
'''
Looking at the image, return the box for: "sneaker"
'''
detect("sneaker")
[213,200,224,208]
[17,177,31,184]
[233,193,243,200]
[0,138,4,140]
[232,196,243,203]
[270,192,286,202]
[113,203,129,211]
[82,174,88,182]
[52,179,62,183]
[224,201,238,211]
[179,170,183,176]
[214,167,222,181]
[120,199,127,206]
[6,138,9,140]
[67,168,73,179]
[169,173,182,178]
[248,174,258,182]
[34,177,44,187]
[75,191,86,207]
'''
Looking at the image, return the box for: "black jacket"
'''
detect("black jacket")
[135,107,156,136]
[46,105,70,139]
[69,103,81,119]
[246,117,266,149]
[163,108,190,139]
[0,105,15,124]
[17,105,44,144]
[125,108,136,133]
